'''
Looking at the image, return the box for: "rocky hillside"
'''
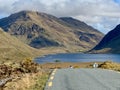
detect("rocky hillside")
[0,28,39,62]
[90,24,120,53]
[0,11,104,52]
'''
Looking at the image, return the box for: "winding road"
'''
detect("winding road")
[45,68,120,90]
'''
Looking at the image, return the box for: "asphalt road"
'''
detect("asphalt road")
[45,68,120,90]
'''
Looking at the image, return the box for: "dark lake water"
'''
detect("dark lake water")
[35,53,120,63]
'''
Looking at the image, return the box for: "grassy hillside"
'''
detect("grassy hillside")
[0,28,39,62]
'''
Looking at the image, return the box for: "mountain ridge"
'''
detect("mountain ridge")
[0,10,104,52]
[90,24,120,53]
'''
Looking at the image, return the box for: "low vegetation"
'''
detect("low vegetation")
[0,58,50,90]
[39,62,101,69]
[29,73,49,90]
[0,59,120,90]
[98,61,120,71]
[54,60,61,62]
[4,72,49,90]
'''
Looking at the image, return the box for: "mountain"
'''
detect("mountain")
[60,17,99,31]
[60,17,103,45]
[0,11,104,52]
[90,24,120,53]
[0,28,39,62]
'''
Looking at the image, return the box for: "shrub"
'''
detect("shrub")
[20,58,39,73]
[98,61,120,70]
[74,66,80,68]
[54,60,61,62]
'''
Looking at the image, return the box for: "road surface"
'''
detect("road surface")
[45,68,120,90]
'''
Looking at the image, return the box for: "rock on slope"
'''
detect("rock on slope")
[0,11,104,52]
[90,24,120,53]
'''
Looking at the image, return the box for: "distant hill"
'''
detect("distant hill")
[0,28,39,62]
[90,24,120,53]
[0,11,104,52]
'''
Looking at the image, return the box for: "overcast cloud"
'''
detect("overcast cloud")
[0,0,120,34]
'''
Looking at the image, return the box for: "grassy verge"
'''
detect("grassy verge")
[4,72,50,90]
[29,72,49,90]
[98,61,120,71]
[1,60,120,90]
[0,58,50,90]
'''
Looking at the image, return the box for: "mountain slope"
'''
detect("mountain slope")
[60,17,100,32]
[60,17,103,46]
[0,28,39,62]
[0,11,104,52]
[90,24,120,53]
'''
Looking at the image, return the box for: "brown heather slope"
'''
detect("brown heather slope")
[0,28,39,62]
[0,11,104,52]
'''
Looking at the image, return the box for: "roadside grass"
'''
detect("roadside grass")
[40,62,98,69]
[40,61,120,72]
[98,61,120,71]
[2,60,120,90]
[4,72,49,90]
[4,73,36,90]
[1,58,50,90]
[29,72,49,90]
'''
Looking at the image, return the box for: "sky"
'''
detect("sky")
[0,0,120,34]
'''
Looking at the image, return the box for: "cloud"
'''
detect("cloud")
[0,0,120,34]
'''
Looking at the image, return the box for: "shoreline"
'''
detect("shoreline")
[39,62,103,69]
[34,52,120,64]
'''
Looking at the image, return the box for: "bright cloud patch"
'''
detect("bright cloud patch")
[0,0,120,34]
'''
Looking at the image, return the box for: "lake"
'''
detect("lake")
[35,53,120,63]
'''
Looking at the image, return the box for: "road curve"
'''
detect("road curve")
[45,68,120,90]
